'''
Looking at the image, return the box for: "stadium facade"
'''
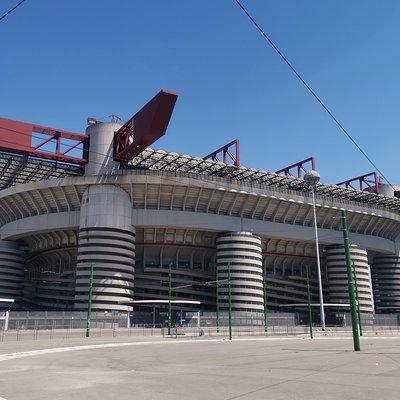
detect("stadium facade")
[1,91,400,318]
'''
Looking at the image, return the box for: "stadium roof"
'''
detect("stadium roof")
[1,146,400,213]
[0,152,83,190]
[128,148,400,213]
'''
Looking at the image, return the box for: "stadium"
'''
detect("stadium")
[0,90,400,323]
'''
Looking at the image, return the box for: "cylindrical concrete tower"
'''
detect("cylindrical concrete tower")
[371,255,400,312]
[216,232,264,313]
[377,184,400,198]
[85,121,122,176]
[325,245,374,313]
[0,240,25,308]
[74,185,135,311]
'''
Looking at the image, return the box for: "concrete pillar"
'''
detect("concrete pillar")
[377,184,400,198]
[325,245,374,313]
[85,121,122,176]
[393,232,400,257]
[0,240,25,309]
[371,255,400,313]
[74,185,135,311]
[4,310,9,331]
[216,232,264,313]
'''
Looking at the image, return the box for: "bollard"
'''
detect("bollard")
[4,311,9,332]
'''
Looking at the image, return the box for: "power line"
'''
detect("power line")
[0,0,27,22]
[234,0,394,189]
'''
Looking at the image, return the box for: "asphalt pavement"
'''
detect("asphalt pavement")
[0,335,399,399]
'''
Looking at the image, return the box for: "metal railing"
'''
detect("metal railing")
[0,311,129,332]
[0,327,163,342]
[1,323,400,343]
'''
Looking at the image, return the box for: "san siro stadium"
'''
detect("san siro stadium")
[1,90,400,325]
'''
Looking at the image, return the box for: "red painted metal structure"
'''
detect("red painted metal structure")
[336,172,381,194]
[275,157,316,179]
[203,139,240,167]
[0,117,88,165]
[113,90,178,162]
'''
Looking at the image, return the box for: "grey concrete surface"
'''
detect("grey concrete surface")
[0,336,400,399]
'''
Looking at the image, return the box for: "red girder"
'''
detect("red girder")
[336,172,381,194]
[113,90,178,162]
[0,117,87,165]
[203,139,240,167]
[276,157,316,179]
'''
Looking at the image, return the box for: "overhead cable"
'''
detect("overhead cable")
[0,0,27,22]
[234,0,394,189]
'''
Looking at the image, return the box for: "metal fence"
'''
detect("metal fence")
[130,310,297,328]
[191,311,296,328]
[326,312,400,327]
[0,311,129,331]
[1,323,400,343]
[1,310,400,344]
[0,327,164,342]
[162,325,308,338]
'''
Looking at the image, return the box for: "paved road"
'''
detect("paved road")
[0,336,399,399]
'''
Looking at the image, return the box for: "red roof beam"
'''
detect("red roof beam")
[62,139,84,156]
[275,157,316,179]
[0,117,87,165]
[31,123,85,142]
[203,139,240,167]
[336,172,381,194]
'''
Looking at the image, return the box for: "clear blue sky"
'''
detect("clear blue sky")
[1,1,400,184]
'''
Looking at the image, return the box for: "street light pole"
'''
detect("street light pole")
[263,274,268,334]
[304,170,326,331]
[306,266,313,339]
[168,262,172,336]
[216,267,220,333]
[311,185,325,331]
[85,263,94,338]
[228,263,232,341]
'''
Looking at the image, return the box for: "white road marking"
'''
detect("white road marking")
[0,337,303,363]
[0,335,399,363]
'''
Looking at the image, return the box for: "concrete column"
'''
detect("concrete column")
[377,184,400,198]
[393,232,400,256]
[85,121,122,176]
[371,255,400,313]
[0,240,25,309]
[216,232,264,313]
[325,245,374,313]
[74,185,135,311]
